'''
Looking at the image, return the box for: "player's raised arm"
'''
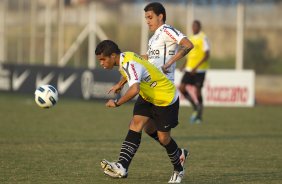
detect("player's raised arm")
[162,37,194,73]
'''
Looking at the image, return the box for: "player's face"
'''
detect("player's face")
[192,22,200,35]
[97,53,115,69]
[145,11,163,32]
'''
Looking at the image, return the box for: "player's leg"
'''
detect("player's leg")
[194,73,206,123]
[119,115,150,168]
[101,115,149,178]
[101,96,151,178]
[179,72,198,111]
[153,98,189,183]
[186,83,199,123]
[143,119,160,143]
[117,95,152,171]
[158,131,182,166]
[143,113,189,170]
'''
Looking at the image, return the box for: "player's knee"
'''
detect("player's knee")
[158,134,171,145]
[178,84,186,94]
[129,119,145,132]
[143,122,156,134]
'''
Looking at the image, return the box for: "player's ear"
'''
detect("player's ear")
[159,14,163,22]
[111,53,117,61]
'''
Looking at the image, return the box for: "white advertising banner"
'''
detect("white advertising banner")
[175,69,255,107]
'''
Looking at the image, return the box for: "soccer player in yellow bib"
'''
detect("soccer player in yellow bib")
[96,40,186,183]
[108,3,193,182]
[179,20,210,124]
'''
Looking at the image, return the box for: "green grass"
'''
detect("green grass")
[0,93,282,184]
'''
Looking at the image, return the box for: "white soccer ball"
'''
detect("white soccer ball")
[34,85,59,108]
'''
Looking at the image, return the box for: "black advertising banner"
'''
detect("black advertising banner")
[0,63,121,100]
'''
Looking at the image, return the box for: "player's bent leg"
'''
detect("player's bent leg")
[129,115,150,132]
[143,119,160,143]
[178,83,187,96]
[167,149,189,183]
[157,131,186,183]
[102,115,147,179]
[194,86,203,123]
[157,131,171,146]
[143,119,157,134]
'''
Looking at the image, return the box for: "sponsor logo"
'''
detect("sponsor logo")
[130,64,138,80]
[164,125,170,128]
[148,49,160,56]
[143,75,151,82]
[205,82,249,103]
[81,70,94,100]
[57,73,77,94]
[0,64,11,91]
[169,50,175,55]
[164,29,177,42]
[154,34,160,41]
[122,63,131,80]
[81,70,117,99]
[150,81,157,88]
[36,72,55,87]
[12,70,30,90]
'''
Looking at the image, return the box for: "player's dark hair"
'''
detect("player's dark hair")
[95,40,121,56]
[144,2,166,22]
[194,20,202,29]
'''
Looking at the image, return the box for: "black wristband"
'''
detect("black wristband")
[114,100,120,107]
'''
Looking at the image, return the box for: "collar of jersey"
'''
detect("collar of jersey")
[155,23,167,33]
[119,53,125,69]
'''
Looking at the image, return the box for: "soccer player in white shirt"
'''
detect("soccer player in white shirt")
[144,3,193,82]
[108,3,193,183]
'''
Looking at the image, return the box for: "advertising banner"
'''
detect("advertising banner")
[0,63,121,100]
[0,64,255,106]
[175,69,255,107]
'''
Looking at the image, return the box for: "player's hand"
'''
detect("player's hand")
[191,68,197,75]
[108,84,122,94]
[161,65,170,74]
[105,99,116,108]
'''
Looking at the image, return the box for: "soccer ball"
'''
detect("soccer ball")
[34,85,59,108]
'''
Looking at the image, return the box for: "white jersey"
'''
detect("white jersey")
[147,24,186,82]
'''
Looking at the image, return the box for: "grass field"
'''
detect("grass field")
[0,93,282,184]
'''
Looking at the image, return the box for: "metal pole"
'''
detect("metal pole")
[0,0,7,63]
[44,1,52,65]
[58,25,89,67]
[88,3,96,69]
[236,0,245,70]
[140,3,148,55]
[30,0,37,64]
[186,0,194,36]
[58,0,65,65]
[17,0,24,64]
[96,24,108,41]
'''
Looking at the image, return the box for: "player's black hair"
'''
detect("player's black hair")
[194,20,202,29]
[144,2,166,22]
[95,40,121,56]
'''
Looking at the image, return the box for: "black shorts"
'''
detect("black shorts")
[133,95,179,132]
[181,72,206,88]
